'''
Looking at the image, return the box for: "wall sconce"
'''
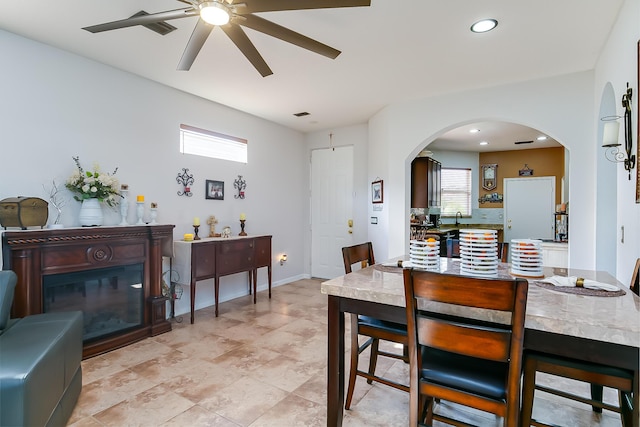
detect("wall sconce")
[602,83,635,180]
[280,254,287,266]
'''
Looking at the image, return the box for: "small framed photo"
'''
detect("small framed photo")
[206,180,224,200]
[371,179,383,204]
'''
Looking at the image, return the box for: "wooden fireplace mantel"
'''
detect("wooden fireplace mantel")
[1,224,174,358]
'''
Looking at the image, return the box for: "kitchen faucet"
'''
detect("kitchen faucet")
[455,211,462,227]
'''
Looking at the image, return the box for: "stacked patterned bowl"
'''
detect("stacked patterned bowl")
[458,229,499,277]
[409,238,440,270]
[510,239,544,277]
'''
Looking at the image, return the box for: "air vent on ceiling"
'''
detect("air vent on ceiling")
[293,112,310,117]
[514,140,534,145]
[130,11,177,36]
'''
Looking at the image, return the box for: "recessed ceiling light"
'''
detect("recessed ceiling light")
[469,128,480,133]
[479,141,489,146]
[537,135,548,141]
[471,19,498,33]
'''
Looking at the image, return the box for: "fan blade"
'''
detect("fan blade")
[177,19,214,70]
[240,15,340,59]
[233,0,370,14]
[83,8,197,33]
[221,25,273,77]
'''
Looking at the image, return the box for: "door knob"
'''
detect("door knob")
[348,219,353,227]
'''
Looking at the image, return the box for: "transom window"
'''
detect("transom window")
[180,124,247,163]
[441,168,472,216]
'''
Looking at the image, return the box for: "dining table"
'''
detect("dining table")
[321,257,640,427]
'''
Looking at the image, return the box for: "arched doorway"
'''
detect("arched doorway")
[409,120,568,260]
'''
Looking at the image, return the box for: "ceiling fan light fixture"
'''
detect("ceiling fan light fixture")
[471,19,498,33]
[200,2,230,26]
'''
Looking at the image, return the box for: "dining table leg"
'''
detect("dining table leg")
[327,295,345,427]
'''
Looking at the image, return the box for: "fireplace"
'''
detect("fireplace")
[43,263,145,343]
[2,224,173,358]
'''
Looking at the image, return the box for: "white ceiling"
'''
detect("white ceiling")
[0,0,623,146]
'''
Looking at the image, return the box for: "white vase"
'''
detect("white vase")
[78,198,103,227]
[119,190,129,226]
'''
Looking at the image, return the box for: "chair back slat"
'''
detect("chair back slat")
[417,317,512,362]
[410,272,518,312]
[342,242,375,274]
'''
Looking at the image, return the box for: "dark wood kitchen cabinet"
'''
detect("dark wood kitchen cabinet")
[411,157,441,208]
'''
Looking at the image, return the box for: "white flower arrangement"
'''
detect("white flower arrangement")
[65,156,121,207]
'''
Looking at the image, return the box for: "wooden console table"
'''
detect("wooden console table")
[173,235,272,324]
[1,224,174,358]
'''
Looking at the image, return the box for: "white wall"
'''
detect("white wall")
[594,0,640,285]
[367,71,596,268]
[0,30,310,316]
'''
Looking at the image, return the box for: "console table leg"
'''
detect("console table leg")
[190,279,195,324]
[253,269,257,304]
[215,277,220,317]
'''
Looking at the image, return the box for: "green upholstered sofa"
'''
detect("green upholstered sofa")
[0,270,83,427]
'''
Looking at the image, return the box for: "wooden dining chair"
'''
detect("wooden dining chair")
[630,257,640,295]
[521,352,636,426]
[447,239,509,262]
[497,241,509,263]
[402,269,528,426]
[342,243,409,410]
[520,260,639,426]
[445,238,460,258]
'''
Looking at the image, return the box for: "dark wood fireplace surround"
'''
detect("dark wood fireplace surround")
[1,224,174,358]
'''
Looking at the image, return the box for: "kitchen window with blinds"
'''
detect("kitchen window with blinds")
[180,124,247,163]
[441,168,472,216]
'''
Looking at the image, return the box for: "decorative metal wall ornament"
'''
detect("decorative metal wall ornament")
[176,168,194,197]
[621,82,636,180]
[602,82,635,180]
[234,175,246,199]
[518,164,534,176]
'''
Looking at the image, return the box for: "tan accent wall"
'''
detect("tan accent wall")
[478,147,565,208]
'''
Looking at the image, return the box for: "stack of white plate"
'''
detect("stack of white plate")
[459,229,499,277]
[510,239,544,277]
[409,239,440,269]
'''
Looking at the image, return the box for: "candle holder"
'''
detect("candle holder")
[136,202,144,225]
[239,219,247,236]
[193,225,201,240]
[119,189,129,225]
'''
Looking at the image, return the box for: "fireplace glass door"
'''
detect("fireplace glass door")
[43,264,144,342]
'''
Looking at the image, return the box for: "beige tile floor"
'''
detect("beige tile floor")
[68,278,624,427]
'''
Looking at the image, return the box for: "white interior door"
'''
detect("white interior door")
[503,177,555,242]
[311,146,354,279]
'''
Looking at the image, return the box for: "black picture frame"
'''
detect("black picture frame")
[206,180,224,200]
[636,40,640,203]
[372,179,383,203]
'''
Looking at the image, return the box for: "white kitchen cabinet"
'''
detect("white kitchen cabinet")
[541,242,568,268]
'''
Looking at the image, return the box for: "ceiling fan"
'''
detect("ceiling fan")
[83,0,371,77]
